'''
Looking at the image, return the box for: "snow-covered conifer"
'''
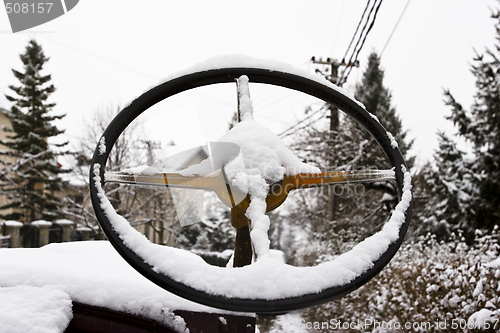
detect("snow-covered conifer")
[0,39,68,222]
[444,10,500,230]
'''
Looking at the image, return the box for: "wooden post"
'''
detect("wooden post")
[231,208,252,267]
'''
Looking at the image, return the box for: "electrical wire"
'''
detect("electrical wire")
[278,104,328,138]
[340,0,372,67]
[380,0,411,56]
[339,0,378,84]
[331,0,347,55]
[338,0,384,86]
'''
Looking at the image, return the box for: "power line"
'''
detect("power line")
[340,0,372,68]
[278,105,328,138]
[331,0,347,55]
[338,0,384,86]
[339,0,378,84]
[380,0,411,56]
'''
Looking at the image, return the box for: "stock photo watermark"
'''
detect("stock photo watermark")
[3,0,79,33]
[301,317,499,331]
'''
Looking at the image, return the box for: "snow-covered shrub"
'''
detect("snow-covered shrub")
[300,227,500,332]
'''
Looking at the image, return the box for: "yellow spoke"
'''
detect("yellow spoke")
[284,169,395,190]
[104,171,220,191]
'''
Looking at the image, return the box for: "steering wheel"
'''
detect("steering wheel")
[90,58,412,314]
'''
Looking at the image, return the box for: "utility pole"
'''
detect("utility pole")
[310,56,359,220]
[141,140,162,165]
[311,57,341,130]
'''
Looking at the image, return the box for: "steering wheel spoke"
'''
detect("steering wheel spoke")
[284,169,395,190]
[104,170,220,190]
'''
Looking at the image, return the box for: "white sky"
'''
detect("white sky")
[0,0,498,168]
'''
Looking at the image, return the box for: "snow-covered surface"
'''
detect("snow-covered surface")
[75,226,92,232]
[31,220,52,227]
[468,308,496,329]
[0,241,239,332]
[387,131,399,149]
[485,256,500,268]
[1,220,23,227]
[130,54,365,110]
[98,136,106,155]
[0,285,72,333]
[55,219,74,225]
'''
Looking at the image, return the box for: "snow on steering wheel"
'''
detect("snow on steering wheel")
[90,56,412,314]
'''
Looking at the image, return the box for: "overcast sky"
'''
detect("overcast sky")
[1,0,498,168]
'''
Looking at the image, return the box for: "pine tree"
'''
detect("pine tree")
[288,52,413,241]
[444,10,500,230]
[354,51,414,169]
[418,132,477,239]
[0,39,68,222]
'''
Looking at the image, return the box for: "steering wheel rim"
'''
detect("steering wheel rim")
[90,64,412,314]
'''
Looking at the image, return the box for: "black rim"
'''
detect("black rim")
[90,67,412,314]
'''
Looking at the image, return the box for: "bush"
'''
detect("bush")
[300,227,500,332]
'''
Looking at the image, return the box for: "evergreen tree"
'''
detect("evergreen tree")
[418,132,476,239]
[444,9,500,230]
[0,39,68,222]
[354,51,414,169]
[288,52,413,241]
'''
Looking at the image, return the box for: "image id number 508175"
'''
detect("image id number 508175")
[5,3,53,14]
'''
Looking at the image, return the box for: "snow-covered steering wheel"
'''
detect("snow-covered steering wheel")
[90,58,412,314]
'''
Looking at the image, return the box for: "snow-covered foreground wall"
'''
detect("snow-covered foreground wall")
[0,241,229,333]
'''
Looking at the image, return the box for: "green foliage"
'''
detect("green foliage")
[0,39,68,222]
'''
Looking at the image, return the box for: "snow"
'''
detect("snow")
[213,75,321,259]
[0,285,73,333]
[386,131,399,149]
[468,308,495,329]
[98,136,106,155]
[93,156,411,300]
[55,219,74,225]
[379,193,395,203]
[485,257,500,268]
[218,316,227,325]
[368,111,381,124]
[93,71,412,301]
[32,220,52,226]
[448,295,462,307]
[269,312,310,333]
[75,226,92,232]
[473,278,484,297]
[94,60,411,306]
[131,54,366,110]
[0,241,228,332]
[1,220,23,227]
